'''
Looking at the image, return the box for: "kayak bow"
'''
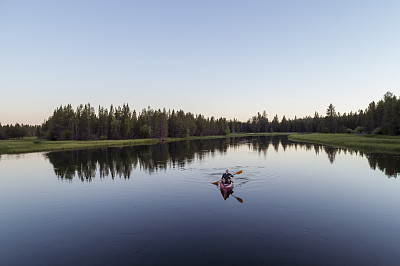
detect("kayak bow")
[219,180,234,191]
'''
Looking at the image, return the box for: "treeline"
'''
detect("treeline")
[238,91,399,135]
[2,91,400,140]
[40,104,230,141]
[0,123,38,140]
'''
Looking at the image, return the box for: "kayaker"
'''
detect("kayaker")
[221,169,233,184]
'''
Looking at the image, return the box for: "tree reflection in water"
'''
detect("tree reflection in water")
[45,136,400,181]
[46,138,235,182]
[366,154,400,178]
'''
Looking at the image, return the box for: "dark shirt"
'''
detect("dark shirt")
[222,173,233,183]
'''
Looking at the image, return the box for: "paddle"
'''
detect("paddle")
[231,193,243,203]
[212,170,242,185]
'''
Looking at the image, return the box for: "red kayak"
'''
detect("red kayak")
[220,180,234,191]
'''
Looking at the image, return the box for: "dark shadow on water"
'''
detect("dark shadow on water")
[310,144,400,178]
[46,138,236,181]
[45,136,400,181]
[366,153,400,178]
[323,146,338,164]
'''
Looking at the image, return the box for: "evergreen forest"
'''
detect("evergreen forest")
[1,92,399,140]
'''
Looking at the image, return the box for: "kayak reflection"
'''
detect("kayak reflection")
[220,181,234,200]
[218,181,243,203]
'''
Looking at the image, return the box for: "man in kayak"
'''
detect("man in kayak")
[221,169,233,184]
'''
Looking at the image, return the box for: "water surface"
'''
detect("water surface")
[1,136,400,265]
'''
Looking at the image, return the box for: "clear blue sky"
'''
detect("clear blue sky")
[1,0,399,125]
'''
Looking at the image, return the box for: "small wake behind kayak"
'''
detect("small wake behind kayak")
[220,180,234,191]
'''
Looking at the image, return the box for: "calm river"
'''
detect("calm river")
[1,136,400,265]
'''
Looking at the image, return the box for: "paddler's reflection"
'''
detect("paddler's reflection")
[218,182,243,203]
[220,188,243,203]
[220,186,233,200]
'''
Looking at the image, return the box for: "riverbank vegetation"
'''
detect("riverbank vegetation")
[1,91,399,143]
[0,133,286,155]
[289,133,400,154]
[0,137,158,155]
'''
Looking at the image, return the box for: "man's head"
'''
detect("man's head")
[226,169,229,173]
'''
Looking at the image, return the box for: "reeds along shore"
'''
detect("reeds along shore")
[289,133,400,154]
[3,132,400,156]
[0,133,287,155]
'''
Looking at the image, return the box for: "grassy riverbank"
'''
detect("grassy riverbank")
[0,138,158,155]
[0,133,287,155]
[289,133,400,154]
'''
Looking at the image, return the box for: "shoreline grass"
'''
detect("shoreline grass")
[289,133,400,154]
[0,133,288,155]
[4,133,399,155]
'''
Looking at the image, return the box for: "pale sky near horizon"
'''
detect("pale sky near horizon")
[1,0,399,125]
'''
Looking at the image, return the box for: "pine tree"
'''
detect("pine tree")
[325,103,338,133]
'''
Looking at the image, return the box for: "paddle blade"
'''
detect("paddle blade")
[235,170,242,175]
[212,181,220,185]
[236,197,243,203]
